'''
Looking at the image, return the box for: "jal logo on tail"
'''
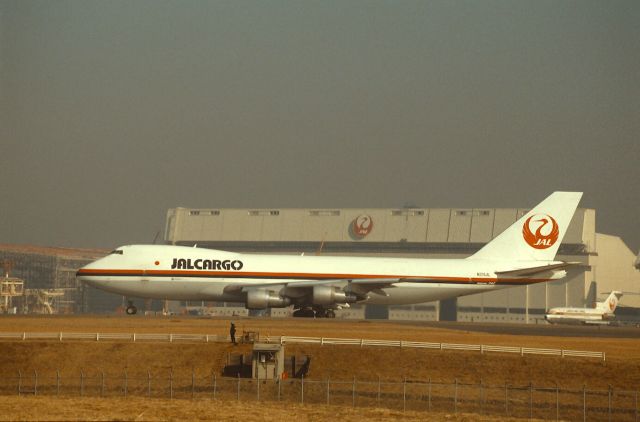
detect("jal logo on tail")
[522,214,559,249]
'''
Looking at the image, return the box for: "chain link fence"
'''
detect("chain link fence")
[2,370,638,421]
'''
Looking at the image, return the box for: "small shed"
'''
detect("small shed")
[252,343,285,380]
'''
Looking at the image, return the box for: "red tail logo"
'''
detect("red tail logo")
[522,214,559,249]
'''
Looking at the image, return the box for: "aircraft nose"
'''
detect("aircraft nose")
[76,256,105,280]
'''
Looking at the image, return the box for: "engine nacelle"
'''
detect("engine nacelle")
[246,289,291,310]
[312,285,357,306]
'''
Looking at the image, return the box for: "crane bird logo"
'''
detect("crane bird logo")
[350,215,373,239]
[522,214,559,249]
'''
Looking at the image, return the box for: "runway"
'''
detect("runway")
[403,320,640,338]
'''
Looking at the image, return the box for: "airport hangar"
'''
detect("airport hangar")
[164,205,640,322]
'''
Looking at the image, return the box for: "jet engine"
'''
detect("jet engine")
[312,285,357,306]
[246,289,291,309]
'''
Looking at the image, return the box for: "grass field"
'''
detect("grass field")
[0,315,638,420]
[0,397,540,421]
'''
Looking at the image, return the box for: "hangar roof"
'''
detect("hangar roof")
[165,207,595,255]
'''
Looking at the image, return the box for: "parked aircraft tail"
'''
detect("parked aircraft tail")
[595,291,623,314]
[468,191,583,262]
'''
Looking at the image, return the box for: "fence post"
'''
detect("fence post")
[124,369,128,397]
[353,376,357,408]
[101,371,105,397]
[455,378,459,414]
[257,369,260,401]
[213,374,217,400]
[34,370,38,396]
[505,382,509,416]
[301,374,304,404]
[56,369,60,396]
[529,381,533,420]
[556,382,560,421]
[148,371,151,398]
[80,370,84,397]
[403,377,406,412]
[326,377,330,405]
[608,385,612,422]
[428,377,431,411]
[170,369,174,400]
[192,368,195,400]
[583,384,586,422]
[17,370,21,396]
[236,373,240,401]
[377,376,381,406]
[479,379,483,415]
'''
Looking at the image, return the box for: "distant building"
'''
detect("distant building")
[0,244,118,313]
[165,205,640,322]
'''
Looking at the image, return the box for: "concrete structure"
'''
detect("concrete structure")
[0,244,122,313]
[165,205,640,322]
[252,343,285,380]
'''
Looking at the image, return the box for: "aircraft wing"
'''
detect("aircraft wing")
[222,278,405,297]
[495,262,581,277]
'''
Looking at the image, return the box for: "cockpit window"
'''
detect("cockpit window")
[109,249,124,255]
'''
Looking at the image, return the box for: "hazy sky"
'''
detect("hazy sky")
[1,1,639,252]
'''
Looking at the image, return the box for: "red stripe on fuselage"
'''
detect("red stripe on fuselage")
[76,268,550,285]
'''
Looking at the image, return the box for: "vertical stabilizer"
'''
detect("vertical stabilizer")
[596,291,623,314]
[468,192,583,261]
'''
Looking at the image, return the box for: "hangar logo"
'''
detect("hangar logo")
[349,214,373,240]
[170,258,243,271]
[522,214,559,249]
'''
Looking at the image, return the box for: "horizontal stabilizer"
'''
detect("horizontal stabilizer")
[495,262,580,277]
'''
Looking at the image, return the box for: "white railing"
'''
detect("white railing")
[0,332,605,361]
[267,336,605,360]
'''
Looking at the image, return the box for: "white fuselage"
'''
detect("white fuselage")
[544,307,613,325]
[77,245,566,305]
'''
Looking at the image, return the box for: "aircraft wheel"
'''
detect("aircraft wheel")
[293,308,316,318]
[325,309,336,318]
[126,306,138,315]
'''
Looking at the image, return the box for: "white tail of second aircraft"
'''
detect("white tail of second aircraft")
[595,291,623,314]
[468,192,583,262]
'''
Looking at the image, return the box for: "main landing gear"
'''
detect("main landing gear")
[292,306,336,318]
[125,300,137,315]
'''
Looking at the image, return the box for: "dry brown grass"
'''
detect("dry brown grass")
[1,315,638,358]
[0,316,639,389]
[0,316,638,421]
[0,396,542,421]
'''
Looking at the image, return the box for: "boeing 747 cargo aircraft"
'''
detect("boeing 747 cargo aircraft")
[77,191,582,317]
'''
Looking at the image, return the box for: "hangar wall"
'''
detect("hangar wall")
[592,234,640,308]
[162,205,637,322]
